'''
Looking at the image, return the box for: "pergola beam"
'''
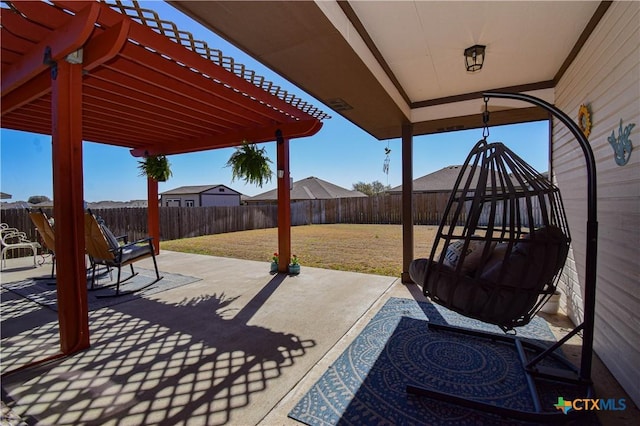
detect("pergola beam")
[1,72,51,116]
[131,120,323,157]
[1,3,99,96]
[83,18,131,71]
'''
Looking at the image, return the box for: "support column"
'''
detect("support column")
[51,59,90,354]
[401,123,414,283]
[276,130,291,273]
[147,177,160,254]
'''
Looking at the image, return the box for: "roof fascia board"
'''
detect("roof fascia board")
[411,81,555,109]
[412,106,549,137]
[315,0,410,120]
[411,87,555,124]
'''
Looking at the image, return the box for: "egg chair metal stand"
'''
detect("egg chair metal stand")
[406,92,598,422]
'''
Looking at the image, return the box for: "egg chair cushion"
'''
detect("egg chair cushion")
[442,239,494,274]
[413,226,569,327]
[480,226,569,290]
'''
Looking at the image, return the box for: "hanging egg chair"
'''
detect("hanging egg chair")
[413,139,571,332]
[407,92,598,423]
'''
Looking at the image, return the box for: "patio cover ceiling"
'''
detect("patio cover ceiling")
[170,0,609,140]
[1,0,328,156]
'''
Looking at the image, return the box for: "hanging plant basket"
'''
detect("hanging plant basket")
[138,154,173,182]
[226,141,273,187]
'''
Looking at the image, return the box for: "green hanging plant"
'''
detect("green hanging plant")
[138,154,173,182]
[226,141,273,187]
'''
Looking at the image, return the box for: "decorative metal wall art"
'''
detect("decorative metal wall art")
[578,104,592,138]
[608,119,635,166]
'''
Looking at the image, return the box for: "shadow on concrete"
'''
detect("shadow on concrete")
[2,274,316,425]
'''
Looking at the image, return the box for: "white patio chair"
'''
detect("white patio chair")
[1,227,41,269]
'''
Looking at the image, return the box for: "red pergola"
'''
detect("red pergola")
[1,0,327,356]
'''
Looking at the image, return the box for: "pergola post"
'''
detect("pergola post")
[276,130,291,273]
[51,59,90,354]
[147,177,160,254]
[401,123,414,283]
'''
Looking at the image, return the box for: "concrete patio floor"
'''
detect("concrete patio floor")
[1,252,637,425]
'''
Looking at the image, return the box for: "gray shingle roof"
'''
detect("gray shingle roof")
[390,165,539,193]
[248,176,367,201]
[389,165,475,192]
[161,185,229,195]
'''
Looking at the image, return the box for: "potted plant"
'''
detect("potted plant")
[288,254,300,275]
[138,154,173,182]
[226,141,273,187]
[270,252,279,273]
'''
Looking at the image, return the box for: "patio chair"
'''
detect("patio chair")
[84,210,162,297]
[28,209,57,278]
[1,223,21,235]
[0,225,40,270]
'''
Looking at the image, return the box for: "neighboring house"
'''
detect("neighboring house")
[389,165,545,194]
[246,176,367,204]
[389,165,472,194]
[88,200,149,209]
[160,185,241,207]
[30,200,55,209]
[7,200,150,209]
[0,192,11,199]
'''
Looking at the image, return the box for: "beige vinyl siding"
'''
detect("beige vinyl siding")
[553,1,639,406]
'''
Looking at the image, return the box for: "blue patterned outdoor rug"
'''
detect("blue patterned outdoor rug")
[289,297,597,425]
[2,268,200,312]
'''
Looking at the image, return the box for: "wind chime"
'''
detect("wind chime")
[383,143,391,184]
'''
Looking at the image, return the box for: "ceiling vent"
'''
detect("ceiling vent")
[326,98,353,112]
[436,125,465,132]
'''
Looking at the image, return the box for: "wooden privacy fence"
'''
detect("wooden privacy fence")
[1,192,542,254]
[0,194,447,248]
[291,193,452,225]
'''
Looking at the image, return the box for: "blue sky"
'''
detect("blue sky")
[0,1,550,202]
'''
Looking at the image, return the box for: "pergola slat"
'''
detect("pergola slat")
[115,43,283,126]
[83,86,223,133]
[98,57,265,129]
[89,68,244,130]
